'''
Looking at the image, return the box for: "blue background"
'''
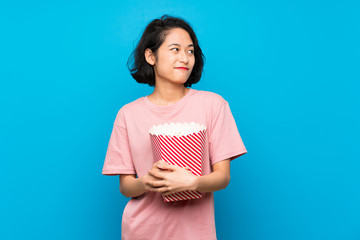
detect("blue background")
[1,0,359,239]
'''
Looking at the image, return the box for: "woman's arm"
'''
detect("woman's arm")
[119,174,146,198]
[119,163,163,198]
[195,159,230,192]
[146,159,231,195]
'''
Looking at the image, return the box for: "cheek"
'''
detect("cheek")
[190,57,195,68]
[158,53,175,65]
[156,57,170,70]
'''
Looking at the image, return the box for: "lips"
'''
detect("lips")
[175,67,189,70]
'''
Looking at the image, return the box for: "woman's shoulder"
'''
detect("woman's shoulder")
[115,97,145,118]
[192,88,227,105]
[113,96,145,122]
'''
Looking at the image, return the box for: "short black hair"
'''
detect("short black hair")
[127,14,205,87]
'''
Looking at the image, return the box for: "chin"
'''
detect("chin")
[170,79,187,85]
[176,76,190,83]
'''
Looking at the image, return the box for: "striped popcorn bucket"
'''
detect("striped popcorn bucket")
[149,122,207,202]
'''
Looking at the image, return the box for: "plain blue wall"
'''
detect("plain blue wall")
[1,0,359,239]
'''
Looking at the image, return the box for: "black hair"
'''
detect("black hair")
[127,14,205,87]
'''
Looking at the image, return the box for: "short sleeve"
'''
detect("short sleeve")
[209,101,247,165]
[102,109,136,176]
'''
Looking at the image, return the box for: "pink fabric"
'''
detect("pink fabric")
[102,88,247,240]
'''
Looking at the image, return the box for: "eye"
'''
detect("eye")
[188,49,194,54]
[171,48,179,51]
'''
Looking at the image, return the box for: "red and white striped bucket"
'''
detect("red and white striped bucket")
[149,122,207,202]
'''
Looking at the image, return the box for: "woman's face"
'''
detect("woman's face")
[146,28,195,86]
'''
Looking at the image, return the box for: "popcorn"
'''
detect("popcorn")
[149,122,205,137]
[149,122,207,202]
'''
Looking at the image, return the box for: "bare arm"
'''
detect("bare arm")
[146,159,231,195]
[119,174,146,198]
[119,163,163,198]
[195,159,230,192]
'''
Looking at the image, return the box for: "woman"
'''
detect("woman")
[102,15,247,240]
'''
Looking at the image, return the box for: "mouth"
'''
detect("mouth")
[175,67,189,70]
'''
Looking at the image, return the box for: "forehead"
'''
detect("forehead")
[163,28,193,45]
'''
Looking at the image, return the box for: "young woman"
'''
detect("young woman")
[102,15,247,240]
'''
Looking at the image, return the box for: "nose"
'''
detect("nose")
[179,50,189,64]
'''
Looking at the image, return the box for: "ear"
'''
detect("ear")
[145,48,155,66]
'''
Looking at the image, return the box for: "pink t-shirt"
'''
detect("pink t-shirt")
[102,88,247,240]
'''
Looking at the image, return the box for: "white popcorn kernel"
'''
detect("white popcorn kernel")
[149,122,206,136]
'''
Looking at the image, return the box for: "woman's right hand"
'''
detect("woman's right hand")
[120,162,163,198]
[141,161,164,191]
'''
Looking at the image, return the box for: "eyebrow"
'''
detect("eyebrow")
[168,43,194,48]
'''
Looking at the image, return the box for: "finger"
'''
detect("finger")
[143,180,157,188]
[152,160,163,167]
[149,176,162,181]
[156,160,169,168]
[149,186,169,193]
[147,180,167,188]
[152,160,168,171]
[184,166,191,171]
[148,169,165,179]
[157,162,179,171]
[151,164,162,171]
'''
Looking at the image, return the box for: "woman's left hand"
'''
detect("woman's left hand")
[146,160,198,196]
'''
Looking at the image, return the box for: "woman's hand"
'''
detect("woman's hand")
[120,159,231,198]
[119,161,169,198]
[140,162,164,191]
[145,160,198,196]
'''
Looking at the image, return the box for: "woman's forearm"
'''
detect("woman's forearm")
[194,170,230,193]
[124,160,231,196]
[193,159,231,193]
[119,174,147,198]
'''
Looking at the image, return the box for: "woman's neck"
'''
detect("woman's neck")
[147,85,189,106]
